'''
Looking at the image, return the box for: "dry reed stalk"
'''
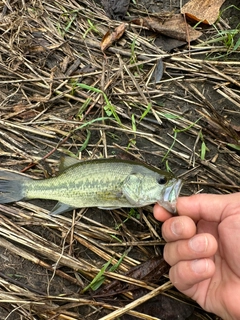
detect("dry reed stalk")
[0,0,239,319]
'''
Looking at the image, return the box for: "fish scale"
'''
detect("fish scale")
[0,158,182,215]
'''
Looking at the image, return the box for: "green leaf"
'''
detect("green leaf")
[227,143,240,151]
[75,83,122,124]
[131,114,136,131]
[165,160,172,173]
[109,252,126,272]
[79,130,91,152]
[201,141,207,160]
[140,103,152,121]
[73,117,109,132]
[233,36,240,51]
[104,105,113,116]
[82,258,112,293]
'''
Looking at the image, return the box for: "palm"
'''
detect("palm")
[190,214,240,317]
[154,193,240,319]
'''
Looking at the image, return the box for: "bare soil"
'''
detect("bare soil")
[0,0,240,319]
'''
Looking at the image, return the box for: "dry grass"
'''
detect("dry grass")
[0,0,240,319]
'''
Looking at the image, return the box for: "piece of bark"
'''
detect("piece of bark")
[181,0,226,25]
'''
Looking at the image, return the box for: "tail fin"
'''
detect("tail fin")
[0,171,29,203]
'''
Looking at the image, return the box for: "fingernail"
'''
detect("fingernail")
[171,219,184,236]
[191,259,208,274]
[189,235,208,252]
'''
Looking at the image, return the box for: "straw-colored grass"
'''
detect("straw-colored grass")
[0,0,240,319]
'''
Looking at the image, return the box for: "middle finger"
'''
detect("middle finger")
[164,233,218,266]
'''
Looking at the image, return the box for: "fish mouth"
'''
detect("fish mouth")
[159,179,183,214]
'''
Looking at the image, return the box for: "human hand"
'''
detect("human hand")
[153,193,240,320]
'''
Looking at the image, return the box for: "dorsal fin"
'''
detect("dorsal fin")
[59,156,81,173]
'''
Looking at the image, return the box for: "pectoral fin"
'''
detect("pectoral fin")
[50,202,76,215]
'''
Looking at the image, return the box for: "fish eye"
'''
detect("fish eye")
[157,176,167,184]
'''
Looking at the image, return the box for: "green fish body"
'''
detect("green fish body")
[0,158,182,215]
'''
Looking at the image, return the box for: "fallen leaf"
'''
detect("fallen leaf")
[151,59,164,83]
[181,0,226,25]
[122,293,194,320]
[155,34,187,52]
[132,14,202,42]
[100,23,126,52]
[12,104,38,120]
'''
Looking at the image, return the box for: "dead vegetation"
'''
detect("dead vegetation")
[0,0,240,319]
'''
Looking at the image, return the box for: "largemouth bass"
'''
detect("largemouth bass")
[0,158,182,215]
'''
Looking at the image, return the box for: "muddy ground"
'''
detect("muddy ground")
[0,0,240,319]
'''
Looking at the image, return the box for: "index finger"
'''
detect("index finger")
[177,193,240,222]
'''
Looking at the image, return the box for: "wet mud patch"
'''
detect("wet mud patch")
[0,0,239,319]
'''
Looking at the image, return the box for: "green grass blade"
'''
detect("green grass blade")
[82,258,112,293]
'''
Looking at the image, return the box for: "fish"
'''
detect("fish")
[0,158,182,215]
